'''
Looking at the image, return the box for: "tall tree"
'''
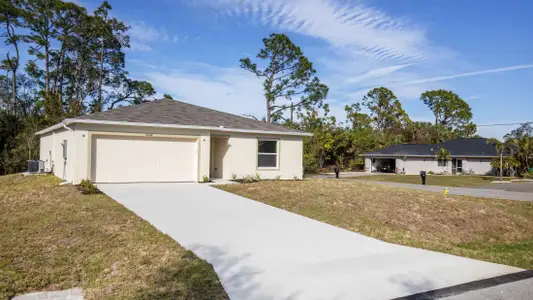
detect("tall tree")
[0,0,24,113]
[420,89,476,137]
[106,74,155,109]
[92,1,129,112]
[362,87,409,132]
[240,33,328,123]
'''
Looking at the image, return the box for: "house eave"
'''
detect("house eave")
[360,154,501,158]
[35,119,312,137]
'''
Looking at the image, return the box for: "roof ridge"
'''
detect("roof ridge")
[164,98,269,125]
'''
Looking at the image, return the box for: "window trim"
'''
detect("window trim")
[257,138,280,170]
[438,158,447,167]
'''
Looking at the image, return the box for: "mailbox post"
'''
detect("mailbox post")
[420,171,427,185]
[333,166,340,179]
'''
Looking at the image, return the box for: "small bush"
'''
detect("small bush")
[275,175,282,181]
[521,172,532,179]
[202,175,210,183]
[255,173,261,181]
[427,171,434,175]
[241,175,256,183]
[348,158,364,171]
[79,179,99,194]
[303,153,318,173]
[231,173,237,180]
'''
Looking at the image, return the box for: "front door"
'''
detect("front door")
[452,159,463,175]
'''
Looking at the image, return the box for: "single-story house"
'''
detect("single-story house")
[362,138,500,175]
[36,99,310,184]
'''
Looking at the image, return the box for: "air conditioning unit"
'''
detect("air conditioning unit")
[27,160,45,174]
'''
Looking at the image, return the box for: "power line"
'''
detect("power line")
[475,122,532,127]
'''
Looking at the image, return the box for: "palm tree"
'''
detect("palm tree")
[487,138,513,181]
[437,147,450,173]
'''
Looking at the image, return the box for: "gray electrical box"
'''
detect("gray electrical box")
[62,140,68,159]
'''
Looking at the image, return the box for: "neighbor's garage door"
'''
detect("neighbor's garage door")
[91,135,197,183]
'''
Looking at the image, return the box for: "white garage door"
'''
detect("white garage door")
[91,135,198,183]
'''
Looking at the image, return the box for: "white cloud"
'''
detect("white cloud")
[143,64,266,118]
[395,64,533,86]
[200,0,427,62]
[128,21,181,51]
[129,41,153,52]
[344,63,414,83]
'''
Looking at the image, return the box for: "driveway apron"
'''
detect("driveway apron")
[99,183,523,300]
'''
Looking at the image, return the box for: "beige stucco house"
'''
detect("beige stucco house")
[36,99,310,184]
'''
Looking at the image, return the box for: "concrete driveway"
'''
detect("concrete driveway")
[99,183,523,300]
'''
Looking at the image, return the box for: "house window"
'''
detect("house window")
[438,159,447,167]
[258,140,278,168]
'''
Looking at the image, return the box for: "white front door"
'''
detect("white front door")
[91,135,198,183]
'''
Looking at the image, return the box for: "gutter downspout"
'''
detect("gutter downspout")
[61,122,74,184]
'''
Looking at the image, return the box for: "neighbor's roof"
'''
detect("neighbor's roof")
[36,99,310,136]
[362,138,500,157]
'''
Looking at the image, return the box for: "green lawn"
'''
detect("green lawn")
[0,174,228,300]
[353,174,511,187]
[217,179,533,269]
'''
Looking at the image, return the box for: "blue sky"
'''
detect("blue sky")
[83,1,532,137]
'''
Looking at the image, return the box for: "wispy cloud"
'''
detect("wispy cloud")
[344,63,414,83]
[197,0,427,62]
[143,63,266,118]
[128,21,182,51]
[395,64,533,86]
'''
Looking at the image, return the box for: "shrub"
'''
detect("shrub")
[303,153,318,173]
[348,158,364,171]
[202,175,210,183]
[275,175,282,181]
[255,173,261,181]
[521,172,532,179]
[231,173,237,180]
[241,175,256,183]
[79,179,99,194]
[427,171,434,175]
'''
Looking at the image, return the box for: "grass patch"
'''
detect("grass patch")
[353,174,511,187]
[0,174,228,300]
[217,179,533,269]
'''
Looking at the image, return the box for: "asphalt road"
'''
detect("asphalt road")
[441,277,533,300]
[477,182,533,193]
[357,180,533,201]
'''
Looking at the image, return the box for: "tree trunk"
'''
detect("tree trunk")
[97,39,105,112]
[290,103,294,123]
[11,69,16,113]
[500,152,503,181]
[45,44,50,94]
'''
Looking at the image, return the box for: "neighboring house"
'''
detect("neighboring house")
[362,138,500,175]
[36,99,310,184]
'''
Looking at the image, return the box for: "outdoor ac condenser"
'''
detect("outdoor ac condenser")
[27,160,44,174]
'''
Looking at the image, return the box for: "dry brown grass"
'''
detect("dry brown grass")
[217,179,533,269]
[353,174,510,187]
[0,174,228,300]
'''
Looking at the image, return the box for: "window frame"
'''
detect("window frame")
[438,158,447,167]
[257,139,279,169]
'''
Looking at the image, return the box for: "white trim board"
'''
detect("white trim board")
[36,119,312,137]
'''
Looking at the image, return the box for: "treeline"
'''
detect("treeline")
[0,0,155,174]
[293,87,479,172]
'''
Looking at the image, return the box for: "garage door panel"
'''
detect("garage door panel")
[92,136,197,183]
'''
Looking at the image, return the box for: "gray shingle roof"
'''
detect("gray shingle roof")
[363,138,499,157]
[74,99,306,134]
